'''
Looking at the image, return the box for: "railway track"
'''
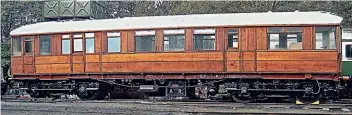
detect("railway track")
[2,96,352,114]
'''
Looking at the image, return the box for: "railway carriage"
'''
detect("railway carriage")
[8,11,348,102]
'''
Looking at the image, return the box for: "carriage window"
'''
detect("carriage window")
[228,29,238,49]
[73,34,83,52]
[62,35,70,54]
[107,32,121,52]
[135,30,155,52]
[40,35,51,55]
[85,33,95,53]
[24,37,32,54]
[163,29,185,51]
[12,37,22,56]
[193,29,216,50]
[315,27,336,49]
[268,27,302,50]
[346,45,352,58]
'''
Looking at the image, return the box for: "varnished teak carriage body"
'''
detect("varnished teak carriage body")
[9,12,346,101]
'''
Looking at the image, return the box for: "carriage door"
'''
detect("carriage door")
[238,28,256,72]
[225,28,240,72]
[23,36,35,74]
[342,29,352,76]
[72,33,85,73]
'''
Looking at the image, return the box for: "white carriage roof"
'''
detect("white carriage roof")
[10,11,343,36]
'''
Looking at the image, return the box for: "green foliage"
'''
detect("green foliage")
[1,1,43,77]
[1,38,10,77]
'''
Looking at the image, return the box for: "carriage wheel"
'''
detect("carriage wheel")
[75,83,99,100]
[296,83,320,104]
[231,91,254,103]
[231,82,253,103]
[76,89,99,100]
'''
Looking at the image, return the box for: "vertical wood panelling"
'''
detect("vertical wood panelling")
[336,26,341,72]
[56,34,62,55]
[185,29,193,51]
[99,32,104,73]
[95,32,102,53]
[312,27,316,49]
[256,28,267,50]
[216,28,224,51]
[54,34,60,55]
[336,26,341,54]
[33,36,38,73]
[101,32,107,53]
[127,31,135,52]
[69,34,73,73]
[224,29,229,49]
[302,27,313,50]
[120,31,128,53]
[155,29,164,52]
[248,28,255,51]
[240,28,248,51]
[34,36,40,56]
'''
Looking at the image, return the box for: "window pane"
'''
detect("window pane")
[62,39,70,54]
[135,36,155,52]
[287,33,302,49]
[12,37,22,56]
[40,35,51,55]
[86,38,95,53]
[346,45,352,58]
[24,38,32,53]
[269,34,280,49]
[164,35,184,51]
[228,29,238,49]
[268,27,303,50]
[193,34,215,50]
[108,37,120,52]
[74,39,83,51]
[315,27,336,49]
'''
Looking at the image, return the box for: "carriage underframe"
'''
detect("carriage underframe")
[8,73,349,103]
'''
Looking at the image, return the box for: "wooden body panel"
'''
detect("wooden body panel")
[102,52,223,62]
[10,25,340,80]
[101,61,223,73]
[35,56,70,64]
[35,64,71,73]
[256,51,337,61]
[257,61,337,72]
[11,57,23,74]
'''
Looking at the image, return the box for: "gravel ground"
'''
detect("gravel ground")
[2,101,352,115]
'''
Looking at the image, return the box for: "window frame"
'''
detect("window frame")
[85,33,95,54]
[73,33,83,53]
[39,35,52,55]
[106,32,122,53]
[135,30,156,52]
[163,29,186,52]
[192,28,217,51]
[61,34,71,55]
[345,44,352,59]
[314,26,337,50]
[267,27,303,50]
[11,36,22,57]
[226,28,239,51]
[23,36,33,55]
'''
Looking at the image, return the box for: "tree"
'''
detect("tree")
[1,1,43,78]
